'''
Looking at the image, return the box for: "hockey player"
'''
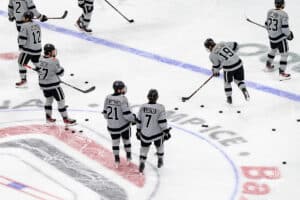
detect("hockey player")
[136,89,171,173]
[102,81,136,167]
[265,0,293,80]
[35,43,76,125]
[76,0,94,33]
[8,0,47,32]
[16,11,42,87]
[204,38,250,104]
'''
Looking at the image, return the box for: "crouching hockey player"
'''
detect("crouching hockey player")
[204,38,250,104]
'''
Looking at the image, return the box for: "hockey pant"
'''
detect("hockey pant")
[78,2,94,27]
[267,39,289,72]
[18,53,40,80]
[223,67,246,97]
[43,87,68,119]
[110,129,131,157]
[140,137,164,164]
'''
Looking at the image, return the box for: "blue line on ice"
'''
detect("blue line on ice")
[1,10,300,102]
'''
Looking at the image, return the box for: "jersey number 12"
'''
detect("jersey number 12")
[32,31,41,44]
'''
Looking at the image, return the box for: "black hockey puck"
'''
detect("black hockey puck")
[174,107,179,110]
[72,130,76,133]
[282,161,287,165]
[202,124,208,128]
[70,73,74,76]
[85,118,89,121]
[85,81,89,84]
[297,119,300,122]
[200,105,205,108]
[237,110,241,113]
[219,110,223,113]
[79,130,83,133]
[272,128,276,132]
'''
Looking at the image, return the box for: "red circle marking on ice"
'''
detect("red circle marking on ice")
[0,52,19,60]
[0,125,145,187]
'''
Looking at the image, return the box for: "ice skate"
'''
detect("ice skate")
[226,96,232,104]
[279,71,291,81]
[15,79,27,88]
[63,118,77,126]
[157,157,164,168]
[242,89,250,101]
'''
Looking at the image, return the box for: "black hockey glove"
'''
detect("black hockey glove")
[212,68,220,77]
[8,16,15,22]
[136,129,141,140]
[287,31,294,41]
[131,114,137,125]
[18,45,23,50]
[78,0,85,8]
[163,128,172,141]
[34,66,41,72]
[40,15,48,22]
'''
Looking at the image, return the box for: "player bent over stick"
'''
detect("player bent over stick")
[136,89,171,174]
[204,38,250,104]
[34,44,76,125]
[102,81,137,167]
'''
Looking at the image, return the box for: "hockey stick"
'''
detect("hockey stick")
[34,10,68,20]
[104,0,134,23]
[24,65,96,93]
[181,75,214,102]
[48,10,68,19]
[246,17,266,29]
[60,81,96,93]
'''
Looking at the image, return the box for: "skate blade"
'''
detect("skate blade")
[114,163,120,169]
[279,77,291,81]
[126,160,131,166]
[64,122,77,127]
[46,121,56,125]
[74,23,92,34]
[263,68,277,72]
[15,85,28,89]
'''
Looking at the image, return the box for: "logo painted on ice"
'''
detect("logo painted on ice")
[0,123,159,200]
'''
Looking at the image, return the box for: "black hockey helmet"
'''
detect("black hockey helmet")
[275,0,285,8]
[147,89,159,103]
[204,38,216,50]
[113,80,126,93]
[23,11,34,21]
[44,43,56,55]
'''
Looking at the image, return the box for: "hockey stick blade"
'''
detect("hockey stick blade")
[59,81,95,94]
[104,0,134,23]
[181,97,190,102]
[82,86,96,93]
[61,10,68,19]
[47,10,68,19]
